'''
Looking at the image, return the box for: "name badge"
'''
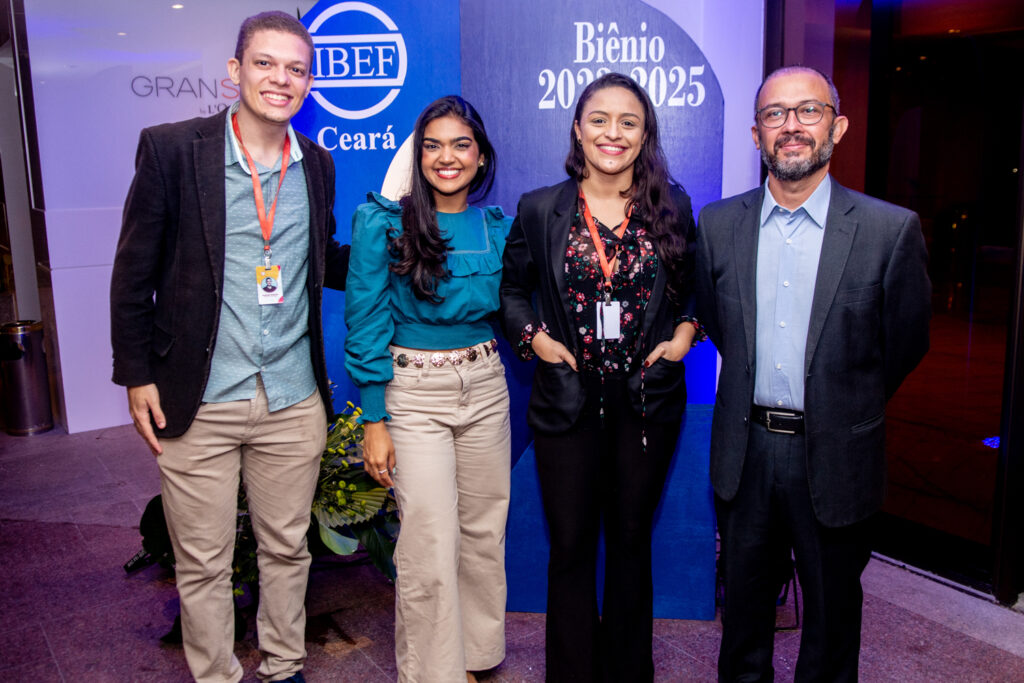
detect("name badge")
[596,300,621,340]
[256,265,284,305]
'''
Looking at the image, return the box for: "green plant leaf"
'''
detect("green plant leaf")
[318,523,360,555]
[356,525,397,581]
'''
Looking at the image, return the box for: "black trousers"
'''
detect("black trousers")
[716,423,873,683]
[534,375,681,683]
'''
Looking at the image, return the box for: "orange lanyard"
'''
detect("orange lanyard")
[578,187,633,287]
[231,112,291,266]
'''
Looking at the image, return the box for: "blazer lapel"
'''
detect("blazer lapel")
[735,188,763,364]
[804,179,857,375]
[546,180,577,343]
[643,249,667,338]
[194,113,227,293]
[299,138,325,283]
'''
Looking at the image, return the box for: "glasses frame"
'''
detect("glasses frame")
[755,101,836,128]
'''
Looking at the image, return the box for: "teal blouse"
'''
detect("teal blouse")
[344,192,512,422]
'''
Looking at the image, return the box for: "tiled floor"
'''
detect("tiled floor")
[2,425,1023,681]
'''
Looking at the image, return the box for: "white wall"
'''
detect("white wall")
[23,0,315,432]
[645,0,764,198]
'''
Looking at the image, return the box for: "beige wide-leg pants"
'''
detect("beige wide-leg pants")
[386,344,511,682]
[157,383,325,683]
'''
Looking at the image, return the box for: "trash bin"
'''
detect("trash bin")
[0,320,54,435]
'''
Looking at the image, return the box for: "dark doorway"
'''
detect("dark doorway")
[833,1,1024,598]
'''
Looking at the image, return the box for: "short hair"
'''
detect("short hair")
[234,10,314,65]
[754,65,841,116]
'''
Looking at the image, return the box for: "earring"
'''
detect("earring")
[478,159,485,167]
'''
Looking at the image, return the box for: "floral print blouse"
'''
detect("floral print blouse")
[566,202,657,375]
[517,196,699,375]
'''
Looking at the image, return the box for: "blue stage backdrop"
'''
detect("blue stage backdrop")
[295,0,462,409]
[460,0,719,619]
[296,0,720,620]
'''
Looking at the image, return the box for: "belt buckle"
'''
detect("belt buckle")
[764,410,798,435]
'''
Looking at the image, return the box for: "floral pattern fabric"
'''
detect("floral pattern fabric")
[565,200,656,375]
[516,321,550,361]
[515,197,704,365]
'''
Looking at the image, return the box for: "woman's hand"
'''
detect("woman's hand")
[362,420,396,488]
[532,330,578,370]
[644,322,698,366]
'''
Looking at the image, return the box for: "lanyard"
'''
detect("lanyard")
[231,112,291,267]
[578,187,633,298]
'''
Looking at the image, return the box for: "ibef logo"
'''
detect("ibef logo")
[307,2,407,120]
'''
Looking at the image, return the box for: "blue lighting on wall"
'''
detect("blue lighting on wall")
[983,436,1000,449]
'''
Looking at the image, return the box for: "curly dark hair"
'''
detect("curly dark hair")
[564,72,689,303]
[390,96,497,301]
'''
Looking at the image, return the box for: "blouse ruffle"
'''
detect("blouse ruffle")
[345,192,511,423]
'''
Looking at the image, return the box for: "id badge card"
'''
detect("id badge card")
[596,300,621,340]
[256,265,285,305]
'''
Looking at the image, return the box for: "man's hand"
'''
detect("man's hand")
[127,384,166,456]
[362,420,396,488]
[531,330,578,371]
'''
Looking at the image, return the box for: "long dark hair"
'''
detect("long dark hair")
[389,96,496,301]
[564,72,688,303]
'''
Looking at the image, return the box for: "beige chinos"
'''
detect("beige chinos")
[386,344,511,682]
[157,383,325,683]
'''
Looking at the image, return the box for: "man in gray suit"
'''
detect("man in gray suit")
[696,66,931,681]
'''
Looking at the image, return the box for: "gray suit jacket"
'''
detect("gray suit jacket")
[110,110,349,437]
[696,177,931,527]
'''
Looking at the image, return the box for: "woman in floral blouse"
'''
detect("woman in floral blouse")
[499,72,701,682]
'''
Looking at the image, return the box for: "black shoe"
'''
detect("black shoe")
[276,673,305,683]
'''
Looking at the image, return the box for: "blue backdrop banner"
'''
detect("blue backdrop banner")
[297,0,462,409]
[296,0,720,621]
[459,0,719,619]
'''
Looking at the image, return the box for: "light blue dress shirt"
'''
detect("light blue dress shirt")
[203,102,316,411]
[753,176,832,411]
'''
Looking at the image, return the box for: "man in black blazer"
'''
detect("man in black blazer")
[696,66,930,681]
[110,12,347,683]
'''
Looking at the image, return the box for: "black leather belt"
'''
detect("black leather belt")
[751,405,804,434]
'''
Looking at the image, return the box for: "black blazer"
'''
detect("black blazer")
[696,178,931,527]
[500,179,697,434]
[110,110,350,437]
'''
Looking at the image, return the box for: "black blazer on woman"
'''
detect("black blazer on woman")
[500,179,697,434]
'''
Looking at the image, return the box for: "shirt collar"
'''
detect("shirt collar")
[224,101,304,174]
[760,174,832,229]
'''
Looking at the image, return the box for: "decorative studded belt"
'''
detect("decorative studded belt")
[392,339,499,369]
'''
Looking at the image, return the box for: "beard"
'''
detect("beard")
[760,125,835,182]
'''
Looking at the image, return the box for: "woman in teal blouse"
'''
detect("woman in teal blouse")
[344,96,512,683]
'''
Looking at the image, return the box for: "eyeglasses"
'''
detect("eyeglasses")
[756,101,836,128]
